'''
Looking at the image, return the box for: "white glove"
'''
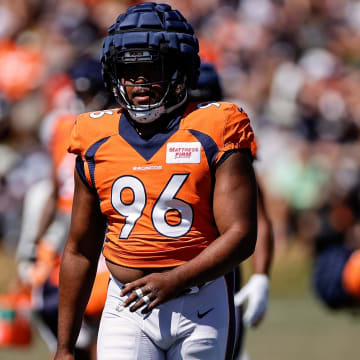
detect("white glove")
[234,274,269,327]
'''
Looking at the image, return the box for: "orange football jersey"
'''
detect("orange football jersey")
[68,102,255,268]
[49,114,76,213]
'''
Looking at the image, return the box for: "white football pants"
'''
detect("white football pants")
[97,274,236,359]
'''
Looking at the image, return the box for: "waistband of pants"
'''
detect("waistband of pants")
[109,273,213,297]
[179,281,213,296]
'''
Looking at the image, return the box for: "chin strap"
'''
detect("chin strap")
[122,88,188,124]
[128,105,166,124]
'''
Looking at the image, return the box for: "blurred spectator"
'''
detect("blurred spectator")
[0,55,113,357]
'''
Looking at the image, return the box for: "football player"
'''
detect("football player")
[55,3,258,360]
[189,62,274,360]
[312,191,360,312]
[13,56,112,360]
[314,243,360,310]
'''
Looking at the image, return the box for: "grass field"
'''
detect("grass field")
[1,243,359,360]
[246,295,360,360]
[245,243,360,360]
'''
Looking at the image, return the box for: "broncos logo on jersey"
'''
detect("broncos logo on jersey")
[68,102,255,268]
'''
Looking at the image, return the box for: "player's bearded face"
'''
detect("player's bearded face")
[121,62,173,106]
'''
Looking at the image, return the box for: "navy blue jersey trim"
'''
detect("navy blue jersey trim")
[75,156,93,190]
[85,137,111,188]
[188,129,219,171]
[216,148,253,169]
[188,129,219,206]
[118,112,181,161]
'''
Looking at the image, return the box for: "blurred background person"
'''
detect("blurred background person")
[0,54,114,359]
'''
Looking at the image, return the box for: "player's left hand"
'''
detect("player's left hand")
[120,271,184,313]
[234,274,269,327]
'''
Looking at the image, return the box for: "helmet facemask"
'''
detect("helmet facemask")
[107,49,188,123]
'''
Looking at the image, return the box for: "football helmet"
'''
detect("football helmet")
[188,62,223,102]
[69,56,113,112]
[101,2,200,123]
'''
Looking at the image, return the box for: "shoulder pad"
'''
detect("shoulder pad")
[68,108,122,157]
[183,101,255,159]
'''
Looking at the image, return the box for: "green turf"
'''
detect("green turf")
[244,243,360,360]
[0,330,51,360]
[246,295,360,360]
[2,294,359,360]
[1,243,359,359]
